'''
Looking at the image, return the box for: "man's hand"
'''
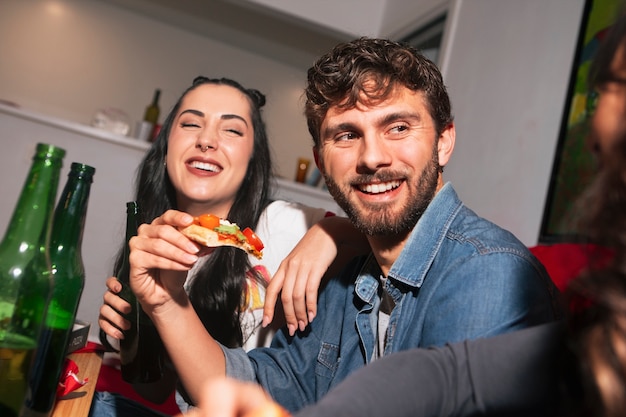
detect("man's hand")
[182,379,290,417]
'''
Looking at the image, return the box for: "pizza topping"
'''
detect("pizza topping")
[191,214,263,255]
[197,213,220,229]
[242,227,264,252]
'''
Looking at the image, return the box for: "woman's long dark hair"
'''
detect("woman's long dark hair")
[564,10,626,416]
[113,76,273,347]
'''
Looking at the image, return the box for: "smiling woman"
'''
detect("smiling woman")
[91,75,367,417]
[94,77,286,414]
[165,82,257,219]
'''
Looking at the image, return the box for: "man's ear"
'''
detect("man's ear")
[437,123,455,167]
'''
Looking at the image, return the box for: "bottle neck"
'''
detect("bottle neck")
[117,203,140,282]
[1,155,64,254]
[125,204,140,241]
[151,89,160,106]
[50,172,94,255]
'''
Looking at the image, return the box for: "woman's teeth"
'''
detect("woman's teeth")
[191,161,220,172]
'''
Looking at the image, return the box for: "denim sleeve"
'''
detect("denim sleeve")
[416,251,560,347]
[222,259,364,413]
[237,274,353,413]
[245,320,329,411]
[219,310,331,411]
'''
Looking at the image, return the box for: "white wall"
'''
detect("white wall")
[0,0,588,249]
[0,0,312,180]
[440,0,586,245]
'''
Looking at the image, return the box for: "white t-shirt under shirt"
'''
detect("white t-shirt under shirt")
[184,199,329,351]
[242,199,329,349]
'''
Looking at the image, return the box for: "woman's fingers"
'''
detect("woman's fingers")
[287,260,322,331]
[105,276,122,293]
[127,210,199,311]
[129,211,200,269]
[98,300,130,339]
[262,270,284,328]
[266,257,323,336]
[99,276,131,339]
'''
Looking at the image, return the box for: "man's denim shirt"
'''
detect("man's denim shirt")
[222,183,561,413]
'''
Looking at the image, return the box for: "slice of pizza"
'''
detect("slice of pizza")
[179,214,264,259]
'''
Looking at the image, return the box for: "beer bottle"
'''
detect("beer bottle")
[118,202,164,383]
[0,143,65,417]
[143,89,161,142]
[21,163,96,416]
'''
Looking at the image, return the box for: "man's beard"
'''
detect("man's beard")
[323,146,440,236]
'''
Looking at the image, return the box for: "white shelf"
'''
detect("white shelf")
[0,103,150,153]
[272,177,344,216]
[0,103,344,216]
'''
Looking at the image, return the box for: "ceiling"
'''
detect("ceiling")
[100,0,447,70]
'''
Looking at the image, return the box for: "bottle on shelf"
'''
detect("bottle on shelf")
[117,202,165,384]
[144,89,161,142]
[21,163,96,417]
[294,157,311,183]
[0,143,66,417]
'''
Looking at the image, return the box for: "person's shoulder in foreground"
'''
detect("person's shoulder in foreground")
[183,322,572,417]
[295,321,569,417]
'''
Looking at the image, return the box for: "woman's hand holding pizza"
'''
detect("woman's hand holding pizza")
[129,209,202,315]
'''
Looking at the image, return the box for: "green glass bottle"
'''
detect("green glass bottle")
[0,143,65,417]
[118,202,164,384]
[21,163,96,417]
[143,89,161,126]
[117,201,140,380]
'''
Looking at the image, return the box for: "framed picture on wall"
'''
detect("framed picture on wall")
[539,0,623,243]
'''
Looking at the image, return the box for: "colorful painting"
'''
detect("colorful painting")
[539,0,623,242]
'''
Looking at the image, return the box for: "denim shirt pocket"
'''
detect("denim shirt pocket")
[316,341,340,378]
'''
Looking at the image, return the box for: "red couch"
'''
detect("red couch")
[529,243,611,292]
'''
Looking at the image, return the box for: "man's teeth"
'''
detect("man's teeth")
[191,161,220,172]
[360,181,400,194]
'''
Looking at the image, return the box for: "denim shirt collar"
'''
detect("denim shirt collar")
[388,182,462,288]
[353,182,462,305]
[354,256,381,305]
